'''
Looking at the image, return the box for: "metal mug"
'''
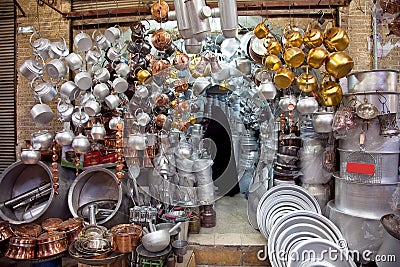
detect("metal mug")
[93,83,110,100]
[104,94,121,110]
[65,52,83,71]
[112,77,129,93]
[104,25,121,44]
[106,46,121,62]
[74,31,93,52]
[113,60,131,77]
[45,58,68,79]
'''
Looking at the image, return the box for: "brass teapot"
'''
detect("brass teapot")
[318,75,343,107]
[253,19,273,39]
[263,37,282,55]
[283,47,305,68]
[273,66,295,89]
[303,23,324,49]
[262,54,282,71]
[296,66,318,93]
[325,51,354,79]
[283,24,303,48]
[323,21,349,52]
[307,47,328,69]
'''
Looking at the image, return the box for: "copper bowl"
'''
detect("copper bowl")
[37,231,68,258]
[41,218,63,232]
[0,221,13,242]
[5,236,36,259]
[59,217,85,244]
[12,223,42,238]
[110,224,142,253]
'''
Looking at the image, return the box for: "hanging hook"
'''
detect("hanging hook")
[377,90,389,113]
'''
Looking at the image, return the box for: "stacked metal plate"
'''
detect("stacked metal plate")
[256,185,321,240]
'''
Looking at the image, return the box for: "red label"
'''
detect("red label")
[346,162,375,175]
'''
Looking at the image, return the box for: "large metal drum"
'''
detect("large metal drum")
[0,161,72,224]
[68,167,130,228]
[347,69,399,93]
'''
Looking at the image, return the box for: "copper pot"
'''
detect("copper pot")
[152,59,171,76]
[151,29,172,51]
[0,222,13,242]
[12,223,42,238]
[5,237,36,259]
[41,218,63,232]
[111,224,142,253]
[174,78,189,93]
[151,0,169,22]
[173,52,190,71]
[37,231,68,258]
[59,218,85,244]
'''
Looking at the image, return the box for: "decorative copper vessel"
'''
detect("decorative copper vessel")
[37,231,68,258]
[59,217,85,244]
[111,224,142,253]
[5,237,36,259]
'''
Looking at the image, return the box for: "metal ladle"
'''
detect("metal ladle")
[356,98,379,120]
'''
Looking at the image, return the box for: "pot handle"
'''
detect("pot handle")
[30,76,45,91]
[323,20,335,34]
[29,31,41,47]
[59,37,67,51]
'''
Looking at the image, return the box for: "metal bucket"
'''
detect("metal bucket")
[326,201,384,264]
[334,174,399,219]
[338,148,399,184]
[338,118,400,152]
[0,161,72,225]
[68,167,130,228]
[347,69,399,93]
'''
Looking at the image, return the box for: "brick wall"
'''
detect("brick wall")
[15,0,400,148]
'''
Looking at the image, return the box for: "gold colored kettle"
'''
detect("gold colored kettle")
[283,24,303,48]
[303,23,324,49]
[264,37,282,55]
[136,68,151,84]
[273,66,295,89]
[283,47,305,68]
[323,21,349,52]
[318,75,343,107]
[262,54,282,71]
[325,51,354,79]
[296,66,318,93]
[307,47,328,69]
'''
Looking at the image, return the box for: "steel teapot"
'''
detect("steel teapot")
[72,133,90,154]
[55,129,74,146]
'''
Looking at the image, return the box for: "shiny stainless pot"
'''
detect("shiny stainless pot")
[347,69,399,93]
[334,174,399,219]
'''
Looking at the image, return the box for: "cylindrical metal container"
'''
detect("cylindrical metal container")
[68,167,130,228]
[173,0,193,39]
[347,69,399,93]
[5,237,36,259]
[217,0,238,38]
[184,0,211,41]
[327,201,384,264]
[334,175,399,219]
[301,182,332,214]
[110,224,142,253]
[338,118,400,152]
[338,149,399,184]
[0,161,72,225]
[36,231,68,258]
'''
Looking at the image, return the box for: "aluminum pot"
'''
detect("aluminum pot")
[65,52,83,71]
[55,129,75,146]
[31,130,53,151]
[327,200,384,264]
[30,103,54,125]
[93,83,110,100]
[338,148,400,184]
[45,58,68,79]
[5,237,36,259]
[334,174,399,219]
[347,69,399,93]
[48,37,69,59]
[72,133,90,154]
[74,71,93,91]
[30,32,51,60]
[60,81,80,101]
[20,148,41,165]
[19,57,44,81]
[56,98,74,122]
[312,110,334,133]
[30,77,57,104]
[36,231,68,258]
[68,168,130,228]
[74,31,92,52]
[0,161,72,224]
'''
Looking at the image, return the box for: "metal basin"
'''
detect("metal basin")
[326,200,384,264]
[68,167,130,228]
[0,161,72,224]
[334,174,399,219]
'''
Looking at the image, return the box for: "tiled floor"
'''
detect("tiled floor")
[188,194,266,247]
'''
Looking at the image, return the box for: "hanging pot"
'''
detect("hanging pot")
[258,80,277,100]
[65,52,83,72]
[323,21,349,52]
[173,52,190,71]
[85,47,102,65]
[264,37,282,55]
[104,25,121,44]
[318,75,343,106]
[262,54,282,71]
[48,37,69,59]
[93,67,111,83]
[20,148,41,165]
[31,130,53,151]
[307,47,329,69]
[55,129,75,146]
[296,66,318,93]
[30,102,54,126]
[253,18,273,39]
[74,31,92,52]
[109,116,124,130]
[297,96,319,115]
[72,109,89,127]
[303,23,324,49]
[282,24,303,48]
[273,66,295,89]
[283,47,305,68]
[151,0,169,22]
[19,57,44,81]
[93,83,110,100]
[30,77,57,104]
[72,133,90,154]
[56,98,74,122]
[30,32,51,60]
[84,100,101,117]
[325,51,354,79]
[92,29,111,51]
[312,110,334,133]
[112,77,129,93]
[112,60,131,78]
[151,29,172,51]
[91,123,106,140]
[74,71,93,91]
[46,58,68,79]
